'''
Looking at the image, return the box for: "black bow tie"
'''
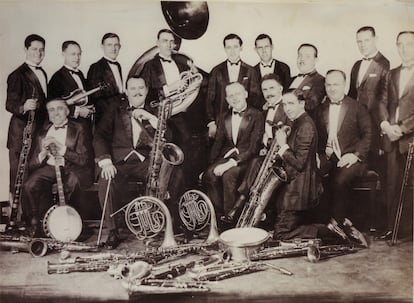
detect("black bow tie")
[159,56,172,63]
[233,110,245,117]
[329,99,342,105]
[69,69,81,75]
[105,59,120,67]
[362,57,373,61]
[297,73,309,77]
[34,66,43,70]
[228,60,241,66]
[54,123,67,130]
[127,105,144,111]
[261,61,273,68]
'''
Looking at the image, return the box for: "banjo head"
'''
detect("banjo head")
[43,205,82,242]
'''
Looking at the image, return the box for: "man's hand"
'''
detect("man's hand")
[337,153,359,168]
[382,122,403,142]
[259,147,268,157]
[213,160,236,176]
[275,129,287,146]
[101,163,117,180]
[208,122,217,138]
[133,109,158,128]
[23,98,38,112]
[78,105,95,118]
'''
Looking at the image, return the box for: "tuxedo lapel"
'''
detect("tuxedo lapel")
[297,73,314,89]
[337,99,349,133]
[22,64,46,98]
[237,111,249,144]
[154,55,167,86]
[121,107,134,146]
[400,67,414,99]
[238,63,248,82]
[224,113,232,143]
[62,67,80,92]
[65,120,76,149]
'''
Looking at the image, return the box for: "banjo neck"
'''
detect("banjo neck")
[48,143,66,206]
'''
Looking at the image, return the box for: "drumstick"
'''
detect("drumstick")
[97,178,112,246]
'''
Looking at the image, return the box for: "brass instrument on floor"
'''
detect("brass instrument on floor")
[123,278,210,294]
[192,262,267,281]
[391,139,414,245]
[178,189,219,244]
[0,235,98,258]
[236,122,291,227]
[306,244,359,263]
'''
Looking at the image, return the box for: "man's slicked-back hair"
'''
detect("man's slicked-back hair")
[255,34,273,47]
[157,28,174,39]
[24,34,45,48]
[62,40,81,52]
[261,73,282,86]
[396,31,414,42]
[223,33,243,47]
[326,69,347,81]
[298,43,318,58]
[101,33,120,44]
[357,26,376,37]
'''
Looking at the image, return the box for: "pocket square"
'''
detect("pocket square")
[369,73,377,77]
[242,76,249,81]
[302,85,311,90]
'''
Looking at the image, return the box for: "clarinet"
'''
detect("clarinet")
[9,108,36,228]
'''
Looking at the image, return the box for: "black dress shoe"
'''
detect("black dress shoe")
[342,218,368,248]
[105,230,121,250]
[375,230,393,241]
[220,214,234,224]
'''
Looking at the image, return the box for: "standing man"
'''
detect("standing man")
[87,33,123,124]
[207,33,260,138]
[349,26,390,170]
[203,82,263,220]
[6,34,48,225]
[23,98,93,235]
[221,74,289,225]
[254,34,291,91]
[139,29,197,188]
[48,40,95,124]
[377,31,414,240]
[316,70,371,247]
[289,43,325,118]
[94,76,184,249]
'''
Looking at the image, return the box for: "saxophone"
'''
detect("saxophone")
[236,122,291,227]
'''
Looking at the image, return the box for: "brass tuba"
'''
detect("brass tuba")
[236,122,291,227]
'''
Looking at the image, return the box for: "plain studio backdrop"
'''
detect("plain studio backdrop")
[0,0,413,200]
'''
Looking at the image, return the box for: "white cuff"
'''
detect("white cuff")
[380,120,390,132]
[148,117,158,129]
[228,158,238,167]
[98,158,113,168]
[278,144,289,157]
[207,121,216,128]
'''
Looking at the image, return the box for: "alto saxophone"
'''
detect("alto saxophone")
[236,122,291,227]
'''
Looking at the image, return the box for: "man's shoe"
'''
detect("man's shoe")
[374,230,393,241]
[327,218,348,240]
[220,214,234,224]
[220,194,246,225]
[105,230,121,250]
[342,218,368,248]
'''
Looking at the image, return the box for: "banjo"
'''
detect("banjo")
[43,143,82,242]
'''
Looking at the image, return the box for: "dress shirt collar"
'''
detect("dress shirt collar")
[53,119,68,129]
[64,64,80,73]
[362,51,378,61]
[103,56,118,64]
[25,60,42,69]
[260,59,275,68]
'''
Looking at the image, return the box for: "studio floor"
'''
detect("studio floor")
[0,222,412,303]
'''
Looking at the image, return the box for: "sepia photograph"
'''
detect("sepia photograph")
[0,0,413,302]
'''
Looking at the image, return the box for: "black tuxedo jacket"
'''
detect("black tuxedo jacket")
[289,70,325,116]
[349,52,389,152]
[207,61,261,124]
[139,54,189,106]
[6,63,48,152]
[93,97,156,165]
[209,106,264,165]
[254,59,291,89]
[379,66,414,154]
[29,119,94,189]
[278,112,319,211]
[48,66,87,99]
[87,58,122,122]
[316,96,372,162]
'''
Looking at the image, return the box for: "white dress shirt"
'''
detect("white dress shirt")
[263,101,281,146]
[227,60,241,83]
[39,120,68,166]
[327,102,342,159]
[289,74,306,89]
[396,65,414,122]
[357,52,378,87]
[104,56,123,93]
[259,59,275,77]
[160,55,181,86]
[26,60,47,97]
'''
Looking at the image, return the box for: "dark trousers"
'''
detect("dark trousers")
[385,149,411,230]
[23,165,80,221]
[273,210,319,240]
[98,158,184,231]
[325,157,367,225]
[238,156,264,196]
[203,159,247,217]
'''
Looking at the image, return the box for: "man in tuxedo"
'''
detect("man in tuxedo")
[316,70,371,247]
[289,43,325,119]
[220,73,289,226]
[48,40,95,124]
[6,34,48,220]
[349,26,390,170]
[254,34,291,91]
[207,33,260,139]
[203,82,264,220]
[94,76,184,249]
[23,98,93,235]
[139,29,196,188]
[87,33,123,124]
[377,31,414,240]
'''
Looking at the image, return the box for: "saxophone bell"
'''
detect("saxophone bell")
[28,238,48,257]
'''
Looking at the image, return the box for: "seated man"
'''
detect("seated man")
[93,76,184,249]
[315,70,371,247]
[203,82,264,221]
[24,98,94,236]
[220,73,289,226]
